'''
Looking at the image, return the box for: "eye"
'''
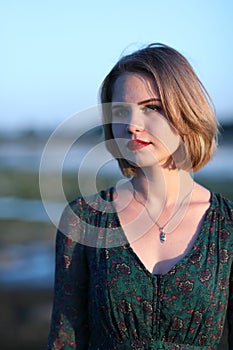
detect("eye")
[141,104,163,115]
[112,107,129,118]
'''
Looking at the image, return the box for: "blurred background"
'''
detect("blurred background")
[0,0,232,349]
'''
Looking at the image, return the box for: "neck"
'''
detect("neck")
[131,165,194,208]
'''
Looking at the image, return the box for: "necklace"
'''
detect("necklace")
[133,189,192,243]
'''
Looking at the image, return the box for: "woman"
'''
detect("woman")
[47,43,233,349]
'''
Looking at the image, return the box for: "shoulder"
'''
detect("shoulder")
[67,186,115,215]
[195,183,233,222]
[212,192,233,220]
[58,187,117,246]
[210,193,233,235]
[61,186,115,223]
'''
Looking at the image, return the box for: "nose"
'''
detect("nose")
[126,109,144,133]
[126,123,144,134]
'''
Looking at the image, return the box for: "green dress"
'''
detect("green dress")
[47,188,233,350]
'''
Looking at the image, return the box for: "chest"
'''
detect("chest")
[117,204,208,275]
[128,225,199,275]
[87,236,230,311]
[85,220,231,347]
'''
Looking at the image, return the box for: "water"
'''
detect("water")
[0,140,232,288]
[196,145,233,180]
[0,138,232,177]
[0,197,66,223]
[0,241,54,288]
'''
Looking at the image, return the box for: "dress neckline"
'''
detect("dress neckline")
[111,188,215,278]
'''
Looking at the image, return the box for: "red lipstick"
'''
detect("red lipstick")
[127,139,151,151]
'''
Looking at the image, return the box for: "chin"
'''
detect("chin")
[125,156,160,169]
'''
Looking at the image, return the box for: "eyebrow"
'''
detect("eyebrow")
[111,98,161,109]
[137,98,161,106]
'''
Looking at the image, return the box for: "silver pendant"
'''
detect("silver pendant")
[160,229,166,243]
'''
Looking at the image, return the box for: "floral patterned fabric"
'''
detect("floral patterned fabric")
[47,188,233,350]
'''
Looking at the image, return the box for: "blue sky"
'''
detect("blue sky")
[1,0,233,130]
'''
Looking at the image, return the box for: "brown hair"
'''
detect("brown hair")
[100,43,218,177]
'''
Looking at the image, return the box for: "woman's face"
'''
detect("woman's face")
[111,73,180,169]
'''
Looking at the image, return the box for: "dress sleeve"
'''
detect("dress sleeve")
[228,264,233,349]
[226,198,233,349]
[47,206,89,349]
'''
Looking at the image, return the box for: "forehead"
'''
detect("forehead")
[111,73,160,104]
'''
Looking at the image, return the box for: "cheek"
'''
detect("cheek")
[111,123,125,138]
[166,133,181,153]
[148,119,180,151]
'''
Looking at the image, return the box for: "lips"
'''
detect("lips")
[127,139,151,151]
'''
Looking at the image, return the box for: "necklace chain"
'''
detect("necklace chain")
[133,189,192,243]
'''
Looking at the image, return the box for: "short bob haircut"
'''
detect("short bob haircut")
[100,43,218,177]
